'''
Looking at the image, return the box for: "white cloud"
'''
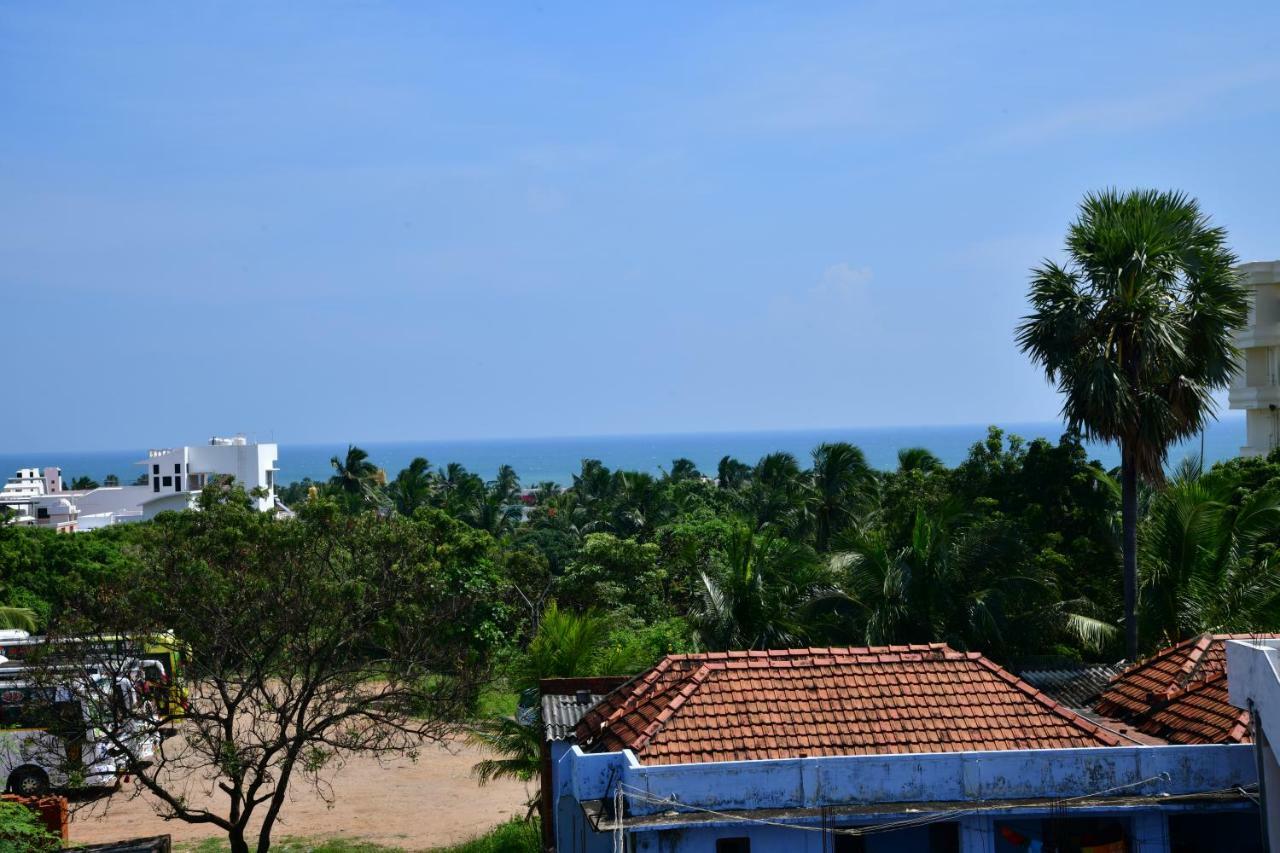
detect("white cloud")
[814,263,873,299]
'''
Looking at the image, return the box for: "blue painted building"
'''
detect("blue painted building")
[553,741,1258,852]
[545,646,1262,852]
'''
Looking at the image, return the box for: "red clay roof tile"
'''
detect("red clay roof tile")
[575,645,1138,765]
[1093,633,1280,744]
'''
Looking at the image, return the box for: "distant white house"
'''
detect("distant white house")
[0,466,63,503]
[2,436,281,530]
[137,435,279,520]
[0,466,66,527]
[1230,260,1280,456]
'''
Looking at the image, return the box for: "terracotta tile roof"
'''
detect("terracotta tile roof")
[1094,633,1278,745]
[575,645,1138,765]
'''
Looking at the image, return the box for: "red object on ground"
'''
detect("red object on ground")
[1,792,69,841]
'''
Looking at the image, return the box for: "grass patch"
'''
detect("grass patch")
[173,821,539,853]
[178,840,404,853]
[428,819,539,852]
[474,682,519,719]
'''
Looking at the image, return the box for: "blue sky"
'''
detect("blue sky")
[2,2,1277,452]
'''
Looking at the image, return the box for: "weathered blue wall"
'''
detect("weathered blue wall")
[553,744,1258,852]
[616,744,1256,816]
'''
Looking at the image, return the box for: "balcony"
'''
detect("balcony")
[1235,324,1280,350]
[1229,384,1280,409]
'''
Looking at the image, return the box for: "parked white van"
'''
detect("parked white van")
[0,668,154,795]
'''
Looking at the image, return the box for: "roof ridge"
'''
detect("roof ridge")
[631,664,714,753]
[1140,633,1203,664]
[649,643,960,661]
[580,654,684,742]
[969,654,1126,747]
[1102,633,1206,695]
[1176,633,1215,684]
[1161,667,1229,703]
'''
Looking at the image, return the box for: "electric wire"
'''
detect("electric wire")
[609,773,1251,838]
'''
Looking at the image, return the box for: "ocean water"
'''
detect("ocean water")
[0,417,1248,487]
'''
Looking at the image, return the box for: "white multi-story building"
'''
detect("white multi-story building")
[137,436,279,519]
[0,467,62,503]
[1229,261,1280,457]
[0,467,67,528]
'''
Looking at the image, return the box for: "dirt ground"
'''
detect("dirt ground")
[67,739,531,849]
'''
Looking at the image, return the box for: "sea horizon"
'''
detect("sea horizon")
[0,415,1248,488]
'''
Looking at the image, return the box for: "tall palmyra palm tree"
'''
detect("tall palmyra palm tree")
[1017,189,1248,658]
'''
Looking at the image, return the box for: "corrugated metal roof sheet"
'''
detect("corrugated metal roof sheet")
[541,691,607,742]
[1017,662,1127,709]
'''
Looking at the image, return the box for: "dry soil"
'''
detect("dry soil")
[67,739,530,849]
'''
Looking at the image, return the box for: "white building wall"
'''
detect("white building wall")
[1230,261,1280,457]
[1226,639,1280,852]
[139,437,278,519]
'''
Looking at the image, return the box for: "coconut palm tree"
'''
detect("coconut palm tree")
[695,523,836,650]
[746,452,805,534]
[470,603,609,821]
[533,481,561,503]
[509,602,614,695]
[389,457,435,516]
[1140,468,1280,646]
[807,442,874,552]
[608,470,662,538]
[438,463,485,518]
[328,445,382,509]
[466,466,523,537]
[1016,189,1248,658]
[665,458,702,482]
[831,502,1115,657]
[0,606,37,633]
[897,447,943,474]
[470,603,650,821]
[832,505,966,646]
[716,455,752,491]
[468,715,543,819]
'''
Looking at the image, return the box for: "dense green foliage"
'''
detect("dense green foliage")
[0,801,59,852]
[337,430,1279,663]
[10,431,1280,669]
[8,430,1280,850]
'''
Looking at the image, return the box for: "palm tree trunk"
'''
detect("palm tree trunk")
[1121,446,1139,660]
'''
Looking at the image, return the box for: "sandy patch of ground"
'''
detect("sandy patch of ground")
[67,739,530,849]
